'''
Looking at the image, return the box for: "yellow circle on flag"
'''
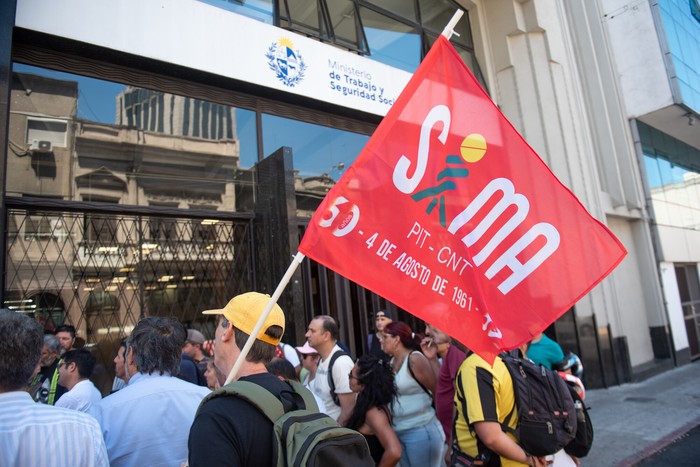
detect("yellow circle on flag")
[460,134,487,163]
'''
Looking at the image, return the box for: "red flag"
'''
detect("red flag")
[298,36,626,362]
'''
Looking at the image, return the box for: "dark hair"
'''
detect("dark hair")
[314,315,339,341]
[62,348,96,378]
[383,321,422,350]
[0,309,43,391]
[56,324,76,338]
[266,357,299,381]
[232,326,282,364]
[127,317,185,376]
[345,354,397,431]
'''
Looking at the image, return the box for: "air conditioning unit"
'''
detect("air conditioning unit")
[30,140,53,152]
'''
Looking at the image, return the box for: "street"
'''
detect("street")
[637,424,700,466]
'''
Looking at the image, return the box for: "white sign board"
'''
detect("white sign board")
[16,0,412,116]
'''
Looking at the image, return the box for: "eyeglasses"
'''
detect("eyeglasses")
[348,371,359,381]
[301,353,317,360]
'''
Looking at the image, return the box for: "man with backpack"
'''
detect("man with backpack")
[188,293,373,467]
[305,315,356,425]
[188,292,293,465]
[451,343,548,467]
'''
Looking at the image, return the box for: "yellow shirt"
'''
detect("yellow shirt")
[453,354,527,467]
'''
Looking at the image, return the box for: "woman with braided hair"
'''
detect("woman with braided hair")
[346,354,402,466]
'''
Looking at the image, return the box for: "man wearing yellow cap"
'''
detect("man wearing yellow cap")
[188,292,304,466]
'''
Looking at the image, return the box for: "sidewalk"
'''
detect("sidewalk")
[582,359,700,466]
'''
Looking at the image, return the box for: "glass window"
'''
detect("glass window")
[327,0,365,51]
[358,7,421,72]
[10,63,258,212]
[23,212,65,241]
[280,0,330,40]
[197,0,274,24]
[26,118,68,149]
[262,113,369,180]
[419,0,472,48]
[643,153,700,229]
[261,113,369,213]
[363,0,417,22]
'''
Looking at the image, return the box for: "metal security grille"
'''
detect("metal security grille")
[4,202,253,393]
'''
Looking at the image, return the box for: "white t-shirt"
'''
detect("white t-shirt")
[55,379,103,412]
[309,345,354,421]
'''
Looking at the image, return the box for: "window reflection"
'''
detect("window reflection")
[367,0,418,22]
[197,0,274,24]
[10,64,258,211]
[644,154,700,229]
[261,113,369,214]
[359,7,421,73]
[262,115,367,173]
[418,0,473,48]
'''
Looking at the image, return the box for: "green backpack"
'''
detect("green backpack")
[199,379,374,467]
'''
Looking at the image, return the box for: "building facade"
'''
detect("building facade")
[602,0,700,364]
[2,0,697,392]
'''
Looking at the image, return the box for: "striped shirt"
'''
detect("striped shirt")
[0,391,108,467]
[454,354,526,467]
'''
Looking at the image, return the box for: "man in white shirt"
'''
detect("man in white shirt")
[90,317,210,467]
[0,309,108,467]
[305,315,355,425]
[56,348,102,412]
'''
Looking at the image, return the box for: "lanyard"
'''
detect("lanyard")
[47,359,62,405]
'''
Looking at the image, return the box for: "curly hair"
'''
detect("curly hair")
[345,354,397,431]
[0,310,43,391]
[127,317,186,376]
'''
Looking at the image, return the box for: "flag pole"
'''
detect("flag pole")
[224,10,463,386]
[441,10,464,39]
[224,251,306,385]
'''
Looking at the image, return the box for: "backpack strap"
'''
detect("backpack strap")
[199,380,286,421]
[406,351,432,399]
[287,379,319,412]
[198,379,320,420]
[327,350,348,406]
[498,352,520,438]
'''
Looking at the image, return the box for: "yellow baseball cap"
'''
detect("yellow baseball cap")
[202,292,285,346]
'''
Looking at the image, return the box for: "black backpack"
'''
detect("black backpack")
[500,352,577,456]
[199,378,374,467]
[563,384,593,458]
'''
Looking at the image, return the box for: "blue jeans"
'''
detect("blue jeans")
[395,416,445,467]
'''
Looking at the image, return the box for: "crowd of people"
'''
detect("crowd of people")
[0,294,585,467]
